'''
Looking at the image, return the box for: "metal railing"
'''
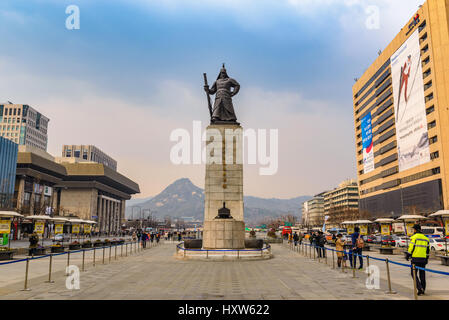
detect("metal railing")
[0,239,163,291]
[284,240,449,300]
[176,242,272,259]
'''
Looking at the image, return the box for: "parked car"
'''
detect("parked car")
[381,236,396,247]
[429,238,449,252]
[373,235,382,244]
[341,235,352,245]
[394,236,409,248]
[366,235,377,244]
[53,234,71,242]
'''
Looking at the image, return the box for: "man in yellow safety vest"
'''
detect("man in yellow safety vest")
[406,224,430,296]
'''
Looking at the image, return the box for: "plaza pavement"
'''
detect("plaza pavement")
[2,242,441,300]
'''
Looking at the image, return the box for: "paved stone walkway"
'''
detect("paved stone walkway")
[0,242,423,300]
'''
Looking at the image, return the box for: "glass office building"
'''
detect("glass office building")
[0,136,18,209]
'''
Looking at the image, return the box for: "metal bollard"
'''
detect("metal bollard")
[412,264,418,300]
[367,255,370,268]
[352,254,356,278]
[115,245,117,260]
[93,248,96,266]
[237,250,240,259]
[21,258,31,291]
[109,246,112,262]
[206,250,209,259]
[121,244,123,257]
[82,250,86,272]
[313,246,316,260]
[102,247,105,264]
[332,249,335,269]
[46,254,55,283]
[385,258,397,294]
[66,252,71,276]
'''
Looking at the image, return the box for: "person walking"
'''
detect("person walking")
[318,231,326,258]
[335,234,346,269]
[311,232,319,256]
[29,232,39,256]
[137,230,142,242]
[141,232,147,248]
[298,232,304,245]
[406,224,430,296]
[350,227,364,270]
[293,232,299,247]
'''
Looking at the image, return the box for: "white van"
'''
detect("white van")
[421,226,444,238]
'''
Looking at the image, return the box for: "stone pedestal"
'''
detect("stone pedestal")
[203,218,245,249]
[203,124,245,249]
[204,124,244,221]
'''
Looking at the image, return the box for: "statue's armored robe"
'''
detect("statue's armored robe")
[209,77,240,122]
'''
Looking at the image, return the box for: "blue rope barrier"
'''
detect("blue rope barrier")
[0,258,28,265]
[291,240,449,276]
[415,266,449,276]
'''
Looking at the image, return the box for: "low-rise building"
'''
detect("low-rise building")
[61,145,117,171]
[302,192,326,227]
[14,148,139,233]
[324,179,359,227]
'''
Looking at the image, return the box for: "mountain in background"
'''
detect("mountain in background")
[125,178,311,224]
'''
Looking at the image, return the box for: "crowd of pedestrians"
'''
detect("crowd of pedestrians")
[133,230,191,248]
[286,224,431,296]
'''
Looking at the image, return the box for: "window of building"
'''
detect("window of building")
[429,136,438,145]
[428,120,436,130]
[419,20,426,32]
[431,151,439,160]
[426,105,435,115]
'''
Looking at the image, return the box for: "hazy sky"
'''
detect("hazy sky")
[0,0,424,199]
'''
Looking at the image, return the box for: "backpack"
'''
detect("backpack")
[356,235,364,249]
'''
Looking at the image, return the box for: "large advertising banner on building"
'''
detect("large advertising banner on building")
[391,29,430,172]
[361,113,375,174]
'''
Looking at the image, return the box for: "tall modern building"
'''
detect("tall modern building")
[353,0,449,218]
[0,136,18,209]
[0,103,49,151]
[61,145,117,171]
[323,180,359,227]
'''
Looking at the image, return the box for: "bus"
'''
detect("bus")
[281,226,292,237]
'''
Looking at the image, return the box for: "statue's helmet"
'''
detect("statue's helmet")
[217,64,229,80]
